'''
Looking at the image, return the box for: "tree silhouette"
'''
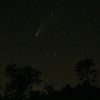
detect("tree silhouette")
[44,85,55,94]
[75,59,97,87]
[4,64,42,100]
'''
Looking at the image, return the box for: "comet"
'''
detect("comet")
[35,12,54,38]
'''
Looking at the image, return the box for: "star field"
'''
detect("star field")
[0,0,100,89]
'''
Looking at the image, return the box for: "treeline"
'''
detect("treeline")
[0,59,100,100]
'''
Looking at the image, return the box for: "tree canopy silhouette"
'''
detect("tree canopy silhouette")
[1,60,99,100]
[75,59,97,87]
[4,64,42,100]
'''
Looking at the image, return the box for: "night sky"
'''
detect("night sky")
[0,0,100,90]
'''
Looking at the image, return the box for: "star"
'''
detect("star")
[52,53,57,56]
[45,53,49,56]
[14,20,17,23]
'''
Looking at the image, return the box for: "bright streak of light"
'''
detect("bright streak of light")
[35,12,54,38]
